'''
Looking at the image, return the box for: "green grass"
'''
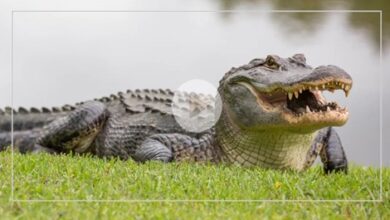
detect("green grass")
[0,150,388,219]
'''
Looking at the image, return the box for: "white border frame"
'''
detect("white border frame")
[10,10,383,203]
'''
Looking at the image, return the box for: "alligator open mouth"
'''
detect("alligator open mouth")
[239,79,352,126]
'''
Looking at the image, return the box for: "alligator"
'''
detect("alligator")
[0,54,352,173]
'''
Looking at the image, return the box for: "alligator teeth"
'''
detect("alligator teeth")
[294,91,299,99]
[299,88,303,94]
[306,105,311,113]
[342,84,351,97]
[322,84,326,89]
[326,106,330,111]
[341,84,345,89]
[345,89,350,97]
[288,92,293,100]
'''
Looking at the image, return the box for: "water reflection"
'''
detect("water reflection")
[217,0,386,50]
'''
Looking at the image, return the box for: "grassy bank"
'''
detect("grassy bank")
[0,151,388,219]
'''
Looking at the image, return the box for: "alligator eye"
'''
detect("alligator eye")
[265,56,280,69]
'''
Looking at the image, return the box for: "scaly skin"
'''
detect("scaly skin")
[216,110,318,169]
[0,54,352,173]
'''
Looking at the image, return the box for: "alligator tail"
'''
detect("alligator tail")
[0,130,42,153]
[0,132,12,151]
[0,105,74,153]
[0,106,68,132]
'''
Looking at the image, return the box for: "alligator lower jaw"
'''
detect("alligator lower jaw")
[240,79,352,126]
[280,106,349,127]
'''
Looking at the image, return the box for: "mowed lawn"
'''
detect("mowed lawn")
[0,150,388,219]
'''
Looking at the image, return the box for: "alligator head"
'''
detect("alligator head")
[218,54,352,133]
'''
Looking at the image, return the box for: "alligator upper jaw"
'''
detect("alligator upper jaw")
[239,77,352,126]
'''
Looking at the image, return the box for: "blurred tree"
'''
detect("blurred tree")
[217,0,387,49]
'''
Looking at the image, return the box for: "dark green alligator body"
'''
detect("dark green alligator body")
[0,54,353,173]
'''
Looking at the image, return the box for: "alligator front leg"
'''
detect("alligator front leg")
[318,127,348,174]
[133,133,217,163]
[35,101,108,153]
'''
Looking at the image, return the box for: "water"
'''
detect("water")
[0,0,388,166]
